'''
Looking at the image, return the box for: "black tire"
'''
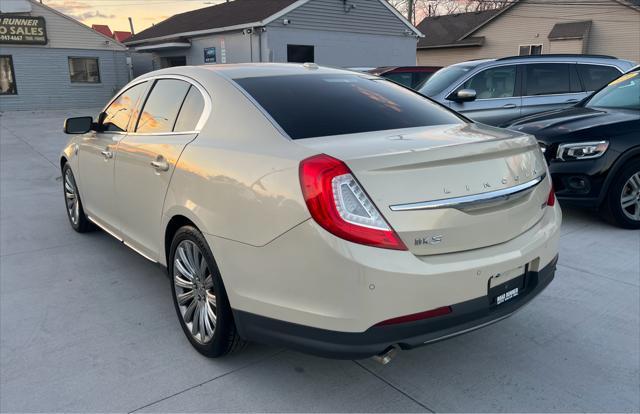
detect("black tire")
[169,225,246,357]
[603,159,640,229]
[62,164,93,233]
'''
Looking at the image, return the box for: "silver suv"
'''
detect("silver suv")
[418,54,637,126]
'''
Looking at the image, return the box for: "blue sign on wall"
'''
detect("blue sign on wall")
[204,47,216,64]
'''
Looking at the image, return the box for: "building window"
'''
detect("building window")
[68,57,101,83]
[519,44,543,56]
[287,45,314,63]
[0,56,17,95]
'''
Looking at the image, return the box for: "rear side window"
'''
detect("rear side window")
[136,79,191,133]
[174,86,206,132]
[525,63,572,96]
[577,64,621,92]
[102,82,147,132]
[234,74,464,139]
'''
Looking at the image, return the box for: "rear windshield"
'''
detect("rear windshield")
[234,74,464,139]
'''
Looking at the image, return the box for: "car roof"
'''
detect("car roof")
[370,66,442,75]
[456,54,636,69]
[133,63,373,86]
[199,63,360,79]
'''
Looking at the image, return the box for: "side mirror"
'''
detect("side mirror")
[450,88,477,103]
[64,116,94,134]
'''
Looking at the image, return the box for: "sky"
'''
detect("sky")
[42,0,226,33]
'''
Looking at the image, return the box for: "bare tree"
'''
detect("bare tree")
[387,0,514,22]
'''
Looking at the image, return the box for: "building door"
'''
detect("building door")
[287,45,314,63]
[162,56,187,68]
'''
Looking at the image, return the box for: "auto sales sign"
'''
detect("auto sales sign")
[0,15,47,45]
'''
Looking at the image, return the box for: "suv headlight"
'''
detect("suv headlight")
[556,141,609,161]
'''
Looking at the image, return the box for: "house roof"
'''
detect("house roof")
[126,0,300,44]
[113,31,132,42]
[548,20,592,40]
[417,0,639,50]
[92,24,113,38]
[126,0,422,45]
[416,9,503,49]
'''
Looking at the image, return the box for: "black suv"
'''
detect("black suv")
[509,67,640,228]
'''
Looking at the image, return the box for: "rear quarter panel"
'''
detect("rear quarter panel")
[163,76,313,249]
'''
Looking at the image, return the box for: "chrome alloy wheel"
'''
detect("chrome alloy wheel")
[174,240,217,344]
[64,168,80,226]
[621,172,640,222]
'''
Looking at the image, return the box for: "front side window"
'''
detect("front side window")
[101,82,148,132]
[69,57,101,83]
[577,64,622,92]
[525,63,572,96]
[419,64,476,96]
[461,65,517,99]
[234,74,464,140]
[0,55,17,95]
[136,79,191,134]
[585,71,640,110]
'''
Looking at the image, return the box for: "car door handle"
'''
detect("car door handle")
[151,159,170,172]
[101,150,113,159]
[565,99,579,103]
[502,104,517,109]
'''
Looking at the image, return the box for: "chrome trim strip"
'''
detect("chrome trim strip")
[101,74,212,133]
[88,216,158,263]
[123,241,158,263]
[389,173,546,212]
[125,131,199,137]
[87,216,123,242]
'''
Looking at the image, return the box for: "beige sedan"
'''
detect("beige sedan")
[60,64,561,360]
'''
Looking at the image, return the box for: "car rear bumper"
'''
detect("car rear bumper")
[233,255,557,359]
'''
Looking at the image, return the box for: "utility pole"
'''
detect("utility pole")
[407,0,414,24]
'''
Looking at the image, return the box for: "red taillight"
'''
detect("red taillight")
[547,184,556,207]
[375,306,452,326]
[299,154,407,251]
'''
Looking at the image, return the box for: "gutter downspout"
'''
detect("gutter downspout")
[258,27,263,62]
[249,28,253,62]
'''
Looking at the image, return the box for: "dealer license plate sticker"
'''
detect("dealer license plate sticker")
[496,287,519,305]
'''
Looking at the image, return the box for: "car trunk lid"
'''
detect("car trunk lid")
[296,123,550,255]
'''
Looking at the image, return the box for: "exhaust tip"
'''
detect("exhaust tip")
[371,346,398,365]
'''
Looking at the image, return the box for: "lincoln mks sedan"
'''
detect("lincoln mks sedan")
[61,64,561,359]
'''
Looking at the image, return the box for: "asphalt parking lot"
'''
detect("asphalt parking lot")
[1,109,639,413]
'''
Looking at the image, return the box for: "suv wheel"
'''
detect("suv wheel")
[604,159,640,229]
[169,225,246,357]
